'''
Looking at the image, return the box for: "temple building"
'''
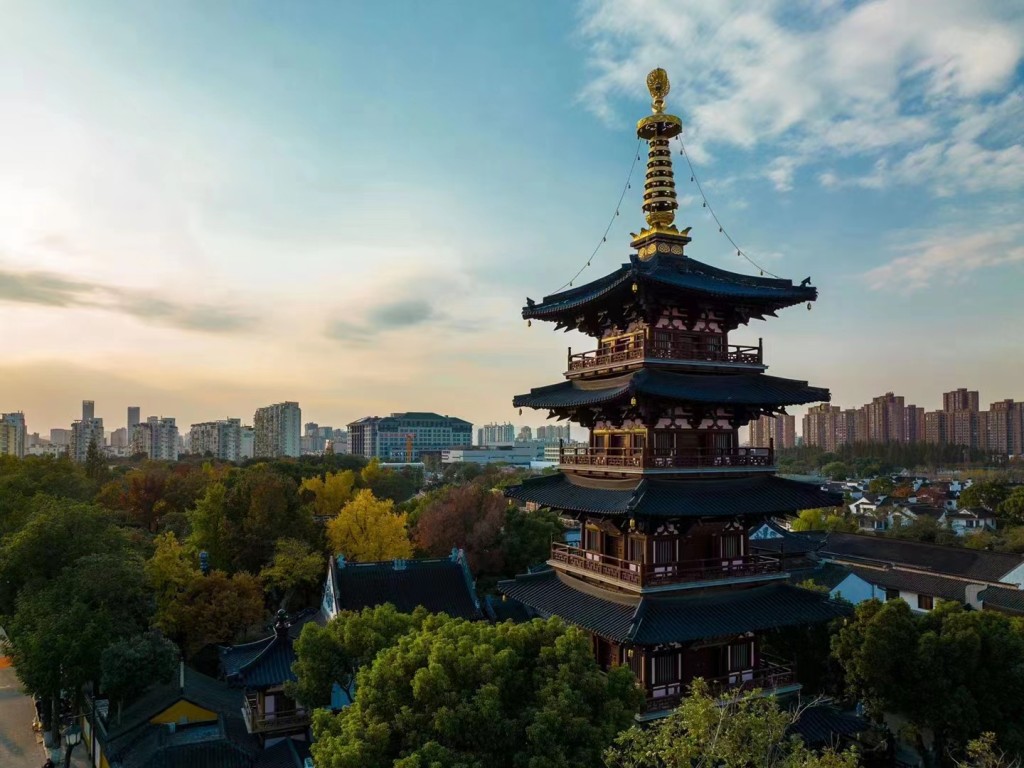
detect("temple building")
[498,68,847,719]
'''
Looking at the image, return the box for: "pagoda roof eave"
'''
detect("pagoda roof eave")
[512,369,830,411]
[504,473,842,518]
[496,570,850,644]
[522,253,817,323]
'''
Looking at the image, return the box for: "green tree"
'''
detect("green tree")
[6,552,152,739]
[867,477,895,495]
[791,508,857,533]
[360,458,420,503]
[288,604,430,707]
[326,489,412,562]
[960,481,1010,512]
[604,678,860,768]
[0,455,94,537]
[186,481,231,569]
[832,599,1024,760]
[501,507,565,576]
[260,538,326,610]
[821,461,850,481]
[0,497,133,615]
[100,632,180,720]
[996,488,1024,525]
[310,617,643,768]
[84,437,109,482]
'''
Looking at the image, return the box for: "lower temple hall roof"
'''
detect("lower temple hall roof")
[512,369,829,411]
[505,472,841,518]
[497,569,849,644]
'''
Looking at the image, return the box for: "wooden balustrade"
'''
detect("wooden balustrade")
[550,542,780,587]
[640,661,796,713]
[567,330,762,372]
[559,445,774,469]
[243,693,310,734]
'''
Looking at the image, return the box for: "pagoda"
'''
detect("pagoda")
[499,69,846,719]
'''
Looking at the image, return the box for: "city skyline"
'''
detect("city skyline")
[2,2,1022,434]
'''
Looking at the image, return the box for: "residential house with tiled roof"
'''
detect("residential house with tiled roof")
[816,532,1024,613]
[83,666,257,768]
[498,68,850,721]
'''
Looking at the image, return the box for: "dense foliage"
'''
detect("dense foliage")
[310,616,643,768]
[605,678,860,768]
[832,599,1024,760]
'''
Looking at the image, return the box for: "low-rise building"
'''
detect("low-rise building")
[348,412,472,461]
[442,444,544,466]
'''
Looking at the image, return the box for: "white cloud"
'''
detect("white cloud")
[862,225,1024,291]
[577,0,1024,195]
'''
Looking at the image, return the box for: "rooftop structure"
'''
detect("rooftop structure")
[499,69,845,720]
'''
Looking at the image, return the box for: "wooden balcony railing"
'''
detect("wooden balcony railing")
[550,542,781,588]
[560,445,774,469]
[243,693,310,734]
[568,330,762,372]
[641,660,796,714]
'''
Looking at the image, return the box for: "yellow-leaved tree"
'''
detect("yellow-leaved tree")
[300,470,358,517]
[326,489,412,562]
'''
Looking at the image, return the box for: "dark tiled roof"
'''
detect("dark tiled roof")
[789,705,870,746]
[819,532,1024,582]
[522,254,816,321]
[980,585,1024,615]
[513,369,828,410]
[108,715,257,768]
[506,473,841,519]
[219,631,297,690]
[333,556,482,619]
[843,564,969,603]
[497,570,848,644]
[105,668,243,741]
[789,563,856,591]
[254,738,312,768]
[748,524,828,555]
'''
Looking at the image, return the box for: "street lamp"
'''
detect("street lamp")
[62,724,81,768]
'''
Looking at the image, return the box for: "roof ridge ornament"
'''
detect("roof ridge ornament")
[632,68,691,260]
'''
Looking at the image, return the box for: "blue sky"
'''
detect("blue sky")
[2,0,1022,435]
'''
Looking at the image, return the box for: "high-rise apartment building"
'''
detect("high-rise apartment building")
[517,426,533,442]
[802,404,840,451]
[110,427,129,449]
[70,417,105,462]
[127,406,141,432]
[0,412,27,458]
[82,400,95,422]
[189,418,242,461]
[477,422,516,446]
[987,400,1023,455]
[535,424,572,442]
[254,401,301,458]
[903,405,925,444]
[866,392,905,443]
[943,389,979,413]
[749,414,796,449]
[924,411,948,445]
[131,416,179,460]
[348,412,472,461]
[240,426,255,459]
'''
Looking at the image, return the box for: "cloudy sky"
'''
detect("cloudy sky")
[2,0,1022,436]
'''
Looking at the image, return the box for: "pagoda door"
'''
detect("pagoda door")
[603,532,625,561]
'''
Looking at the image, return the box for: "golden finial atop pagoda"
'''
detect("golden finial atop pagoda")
[632,68,691,259]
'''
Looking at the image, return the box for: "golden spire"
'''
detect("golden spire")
[632,68,691,259]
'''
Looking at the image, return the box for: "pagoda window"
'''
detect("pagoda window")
[719,533,743,560]
[652,652,681,685]
[623,647,644,682]
[627,535,645,563]
[728,641,753,672]
[652,537,677,564]
[584,527,601,554]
